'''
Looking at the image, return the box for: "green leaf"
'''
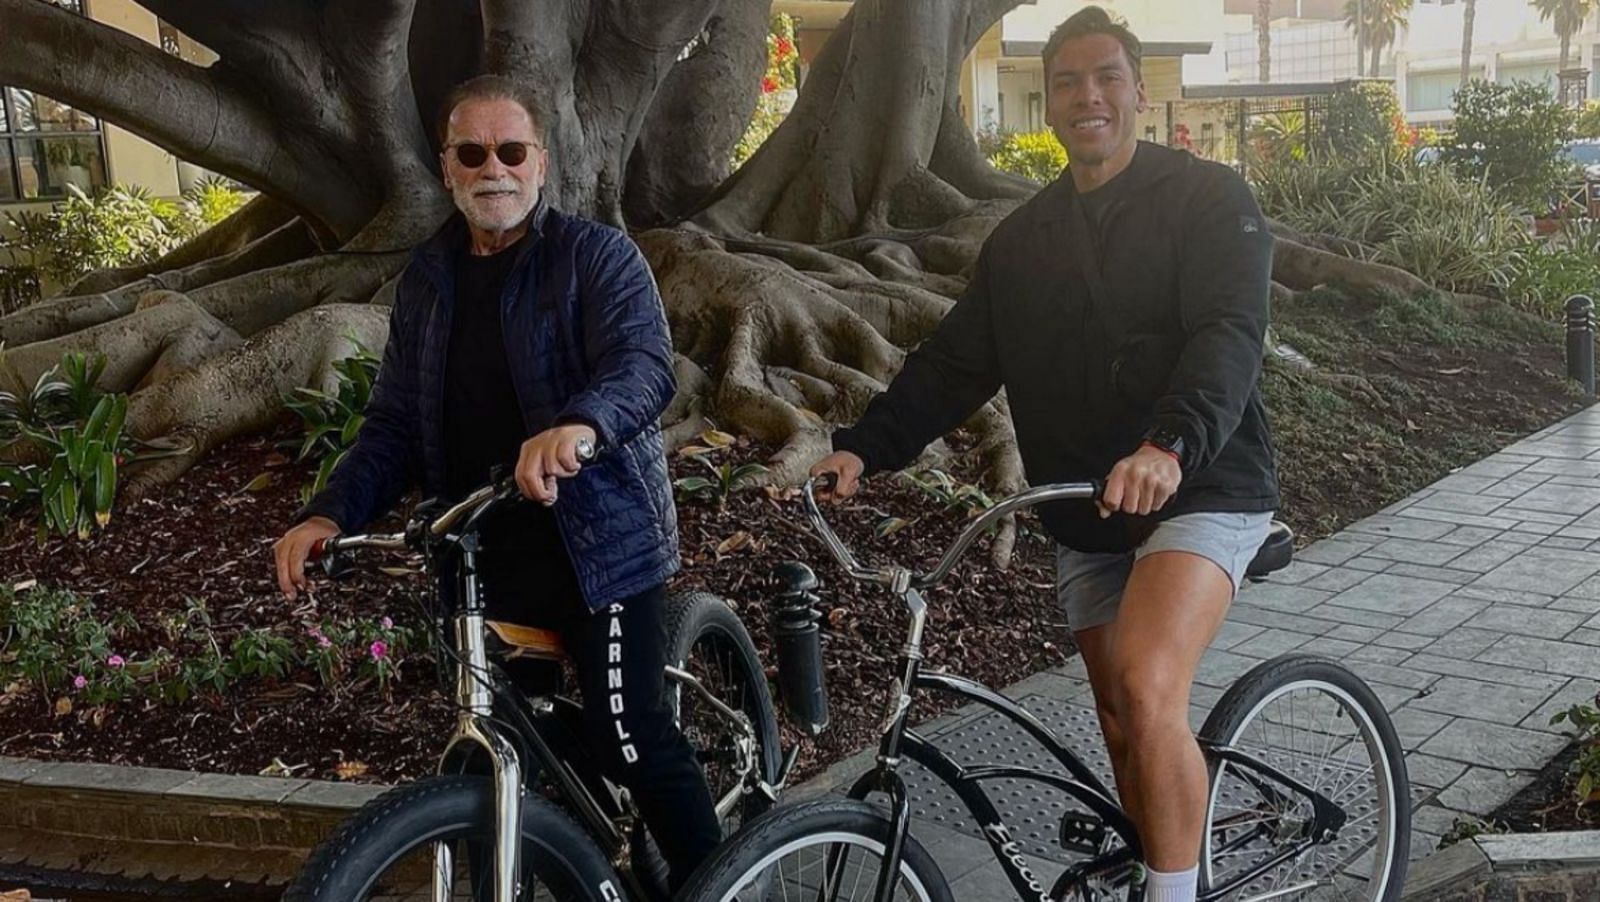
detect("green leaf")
[103,394,127,450]
[875,517,913,539]
[94,451,116,522]
[674,477,716,494]
[82,395,112,442]
[61,480,78,531]
[340,414,365,445]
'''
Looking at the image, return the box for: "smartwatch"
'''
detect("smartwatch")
[1142,424,1187,470]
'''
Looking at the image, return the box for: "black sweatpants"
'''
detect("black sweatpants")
[481,561,721,890]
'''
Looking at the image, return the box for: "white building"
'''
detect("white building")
[1216,0,1600,124]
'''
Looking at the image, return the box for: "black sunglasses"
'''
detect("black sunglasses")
[450,141,533,168]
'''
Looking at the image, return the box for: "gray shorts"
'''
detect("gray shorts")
[1055,511,1275,633]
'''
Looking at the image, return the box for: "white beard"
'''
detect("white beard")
[454,177,537,233]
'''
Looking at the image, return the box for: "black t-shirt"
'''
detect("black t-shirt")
[1077,165,1130,242]
[444,234,581,609]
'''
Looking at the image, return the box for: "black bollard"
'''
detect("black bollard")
[770,562,830,736]
[1568,295,1596,398]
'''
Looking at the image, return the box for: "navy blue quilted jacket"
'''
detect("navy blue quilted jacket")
[302,204,680,610]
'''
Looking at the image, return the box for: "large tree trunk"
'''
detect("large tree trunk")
[0,0,1457,558]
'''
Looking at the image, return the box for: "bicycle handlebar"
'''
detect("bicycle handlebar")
[308,440,597,562]
[801,474,1103,591]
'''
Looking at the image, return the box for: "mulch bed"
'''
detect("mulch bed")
[0,289,1592,792]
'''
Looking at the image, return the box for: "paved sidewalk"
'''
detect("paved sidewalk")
[796,405,1600,898]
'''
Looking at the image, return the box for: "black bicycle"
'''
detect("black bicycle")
[282,467,785,902]
[683,478,1410,902]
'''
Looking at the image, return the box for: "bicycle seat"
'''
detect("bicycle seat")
[1244,520,1295,580]
[486,620,568,661]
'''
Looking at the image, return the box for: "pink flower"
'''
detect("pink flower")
[73,674,88,690]
[369,640,388,661]
[380,617,393,630]
[106,655,125,668]
[317,634,332,649]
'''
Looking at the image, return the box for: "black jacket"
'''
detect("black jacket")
[833,142,1279,553]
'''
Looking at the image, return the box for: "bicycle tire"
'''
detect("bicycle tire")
[1199,654,1410,902]
[679,798,955,902]
[284,774,625,902]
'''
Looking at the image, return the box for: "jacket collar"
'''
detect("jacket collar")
[413,198,553,283]
[1040,141,1184,222]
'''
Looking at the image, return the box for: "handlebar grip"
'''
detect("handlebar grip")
[813,472,838,491]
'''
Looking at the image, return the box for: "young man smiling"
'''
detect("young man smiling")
[810,8,1279,901]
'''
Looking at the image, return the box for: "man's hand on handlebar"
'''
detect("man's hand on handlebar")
[273,516,341,600]
[1098,444,1181,519]
[516,423,597,505]
[809,451,865,501]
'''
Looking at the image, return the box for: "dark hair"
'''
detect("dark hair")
[436,75,547,146]
[1042,6,1143,80]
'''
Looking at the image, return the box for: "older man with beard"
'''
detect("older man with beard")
[271,75,721,889]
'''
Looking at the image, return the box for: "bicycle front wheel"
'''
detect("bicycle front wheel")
[680,799,954,902]
[1200,654,1410,902]
[284,775,625,902]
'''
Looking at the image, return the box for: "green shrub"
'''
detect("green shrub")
[1318,81,1405,159]
[987,130,1068,184]
[1445,79,1575,211]
[1577,100,1600,140]
[284,340,382,503]
[0,179,250,290]
[1503,218,1600,316]
[1253,152,1526,294]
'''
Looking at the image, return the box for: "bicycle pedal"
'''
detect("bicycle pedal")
[1058,812,1107,856]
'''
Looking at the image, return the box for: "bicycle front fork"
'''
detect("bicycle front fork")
[434,544,524,902]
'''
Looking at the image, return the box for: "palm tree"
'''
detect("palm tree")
[1460,0,1477,87]
[1530,0,1599,75]
[1257,0,1274,83]
[1344,0,1415,77]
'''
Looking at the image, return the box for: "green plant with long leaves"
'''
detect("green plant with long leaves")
[1253,152,1526,294]
[284,340,382,503]
[0,353,133,542]
[674,455,768,507]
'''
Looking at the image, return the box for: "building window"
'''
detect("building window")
[1407,69,1481,112]
[2,0,107,200]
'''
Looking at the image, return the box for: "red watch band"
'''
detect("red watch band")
[1141,440,1181,464]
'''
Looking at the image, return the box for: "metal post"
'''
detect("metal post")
[1567,294,1595,398]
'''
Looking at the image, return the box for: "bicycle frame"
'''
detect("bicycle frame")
[323,481,780,902]
[801,479,1350,902]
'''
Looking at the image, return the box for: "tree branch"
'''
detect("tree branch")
[0,0,281,191]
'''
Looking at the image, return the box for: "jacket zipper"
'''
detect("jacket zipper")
[498,241,592,611]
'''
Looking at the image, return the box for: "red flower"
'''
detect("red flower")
[762,76,779,94]
[776,37,795,59]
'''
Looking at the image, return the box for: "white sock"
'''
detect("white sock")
[1145,864,1198,902]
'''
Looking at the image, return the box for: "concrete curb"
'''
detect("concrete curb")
[1403,830,1600,900]
[0,755,390,889]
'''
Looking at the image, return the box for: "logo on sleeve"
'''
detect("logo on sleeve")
[1240,215,1261,234]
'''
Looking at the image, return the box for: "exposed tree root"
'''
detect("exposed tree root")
[122,304,390,498]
